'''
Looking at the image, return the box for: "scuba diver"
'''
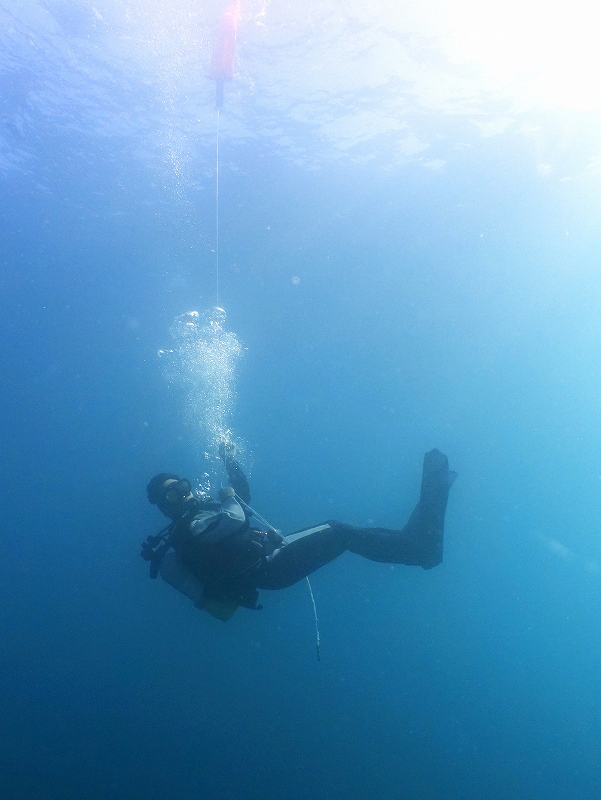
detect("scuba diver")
[141,444,457,621]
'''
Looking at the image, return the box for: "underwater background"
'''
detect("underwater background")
[2,1,601,798]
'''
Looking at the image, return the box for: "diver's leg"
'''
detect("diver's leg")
[342,448,456,569]
[256,449,455,587]
[255,523,352,589]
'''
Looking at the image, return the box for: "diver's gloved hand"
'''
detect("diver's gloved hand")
[219,439,237,464]
[218,486,236,501]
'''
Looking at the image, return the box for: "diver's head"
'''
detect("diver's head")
[147,473,195,520]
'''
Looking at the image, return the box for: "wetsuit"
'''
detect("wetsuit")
[255,448,454,589]
[159,449,455,613]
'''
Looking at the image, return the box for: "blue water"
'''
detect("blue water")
[3,2,601,798]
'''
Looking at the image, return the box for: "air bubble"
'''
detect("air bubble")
[160,308,243,459]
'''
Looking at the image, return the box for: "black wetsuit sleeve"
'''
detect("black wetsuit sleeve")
[226,457,251,504]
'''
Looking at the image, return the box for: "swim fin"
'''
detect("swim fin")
[420,448,456,507]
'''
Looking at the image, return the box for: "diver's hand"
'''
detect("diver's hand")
[218,439,237,464]
[218,486,235,501]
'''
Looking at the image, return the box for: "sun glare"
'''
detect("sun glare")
[433,0,601,111]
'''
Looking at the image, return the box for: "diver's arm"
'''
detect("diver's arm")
[219,441,251,504]
[226,458,251,504]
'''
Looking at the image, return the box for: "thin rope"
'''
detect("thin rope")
[232,493,321,659]
[215,108,220,306]
[306,577,321,661]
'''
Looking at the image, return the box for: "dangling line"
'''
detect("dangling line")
[306,577,321,662]
[215,108,220,306]
[233,492,322,660]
